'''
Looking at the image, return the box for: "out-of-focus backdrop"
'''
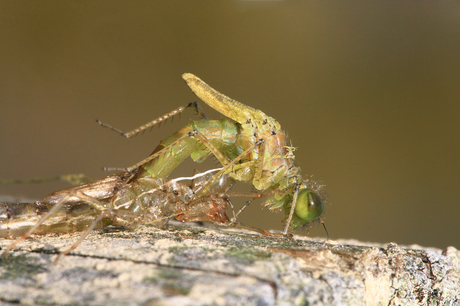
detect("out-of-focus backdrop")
[1,1,459,249]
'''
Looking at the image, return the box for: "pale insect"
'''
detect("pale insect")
[98,73,325,235]
[1,169,262,259]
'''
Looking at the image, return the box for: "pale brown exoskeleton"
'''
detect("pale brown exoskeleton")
[1,169,269,259]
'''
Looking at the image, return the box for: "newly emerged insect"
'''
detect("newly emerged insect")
[99,73,325,235]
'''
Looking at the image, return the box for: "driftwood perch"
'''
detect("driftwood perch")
[0,223,459,305]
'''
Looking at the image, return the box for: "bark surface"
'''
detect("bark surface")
[0,223,459,305]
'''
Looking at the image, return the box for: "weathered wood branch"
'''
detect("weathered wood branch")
[0,223,459,305]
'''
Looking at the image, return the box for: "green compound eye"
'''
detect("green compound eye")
[294,189,324,221]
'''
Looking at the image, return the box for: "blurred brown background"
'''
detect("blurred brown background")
[1,1,459,249]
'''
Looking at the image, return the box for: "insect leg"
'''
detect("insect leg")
[53,213,104,262]
[252,138,266,187]
[194,139,264,196]
[226,189,276,221]
[96,102,203,138]
[282,181,301,236]
[1,193,77,258]
[0,173,92,186]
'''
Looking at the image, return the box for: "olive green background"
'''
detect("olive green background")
[1,1,459,249]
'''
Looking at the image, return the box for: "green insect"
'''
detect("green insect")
[99,73,324,235]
